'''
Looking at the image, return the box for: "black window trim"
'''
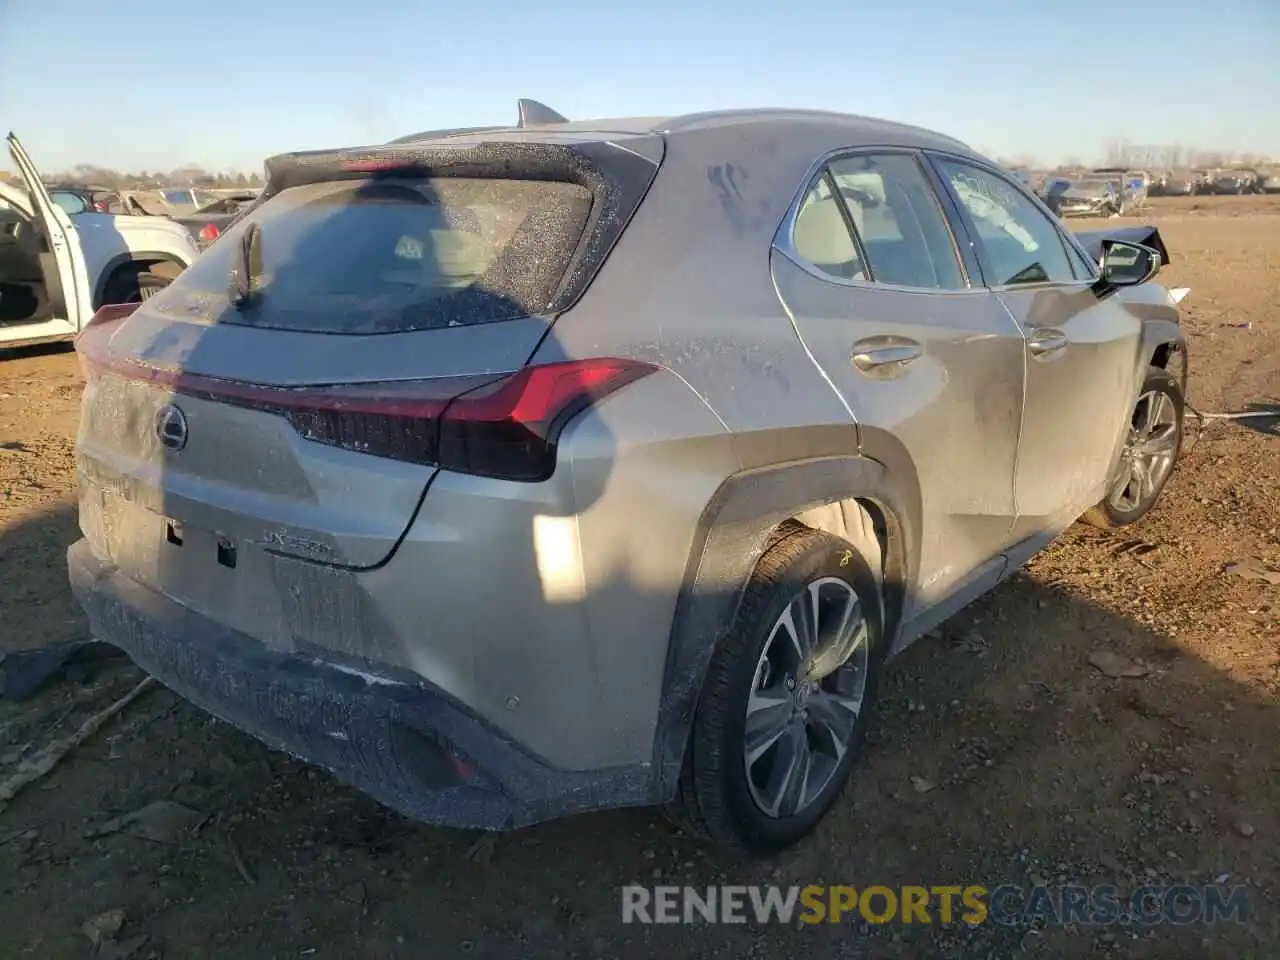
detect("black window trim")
[922,150,1100,291]
[775,145,980,295]
[821,166,876,283]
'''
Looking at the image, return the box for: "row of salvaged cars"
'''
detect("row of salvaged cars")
[1010,164,1274,219]
[43,182,261,249]
[1149,167,1272,196]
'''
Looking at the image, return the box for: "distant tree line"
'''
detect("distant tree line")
[993,143,1276,173]
[1099,140,1274,171]
[25,163,265,189]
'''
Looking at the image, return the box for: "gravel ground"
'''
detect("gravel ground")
[0,195,1277,959]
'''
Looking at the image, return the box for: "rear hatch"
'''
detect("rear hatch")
[75,134,662,625]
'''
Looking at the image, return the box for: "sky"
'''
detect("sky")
[1,0,1277,175]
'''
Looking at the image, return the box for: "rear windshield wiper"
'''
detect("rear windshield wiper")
[228,222,262,309]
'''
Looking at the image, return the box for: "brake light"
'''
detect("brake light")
[342,158,417,173]
[198,223,220,242]
[72,339,657,481]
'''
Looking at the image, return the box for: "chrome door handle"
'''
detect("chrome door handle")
[1027,329,1069,358]
[852,342,923,374]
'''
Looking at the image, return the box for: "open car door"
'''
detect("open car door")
[4,132,91,341]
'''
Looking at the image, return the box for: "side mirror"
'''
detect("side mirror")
[1096,239,1161,289]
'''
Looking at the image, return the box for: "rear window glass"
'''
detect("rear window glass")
[157,177,593,333]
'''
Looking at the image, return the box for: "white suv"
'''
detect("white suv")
[1,132,201,349]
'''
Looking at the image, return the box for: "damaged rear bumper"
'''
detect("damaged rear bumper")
[67,539,656,830]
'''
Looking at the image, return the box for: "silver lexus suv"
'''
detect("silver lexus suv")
[68,103,1188,851]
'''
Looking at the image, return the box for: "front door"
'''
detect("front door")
[771,150,1026,614]
[5,133,91,339]
[928,155,1143,539]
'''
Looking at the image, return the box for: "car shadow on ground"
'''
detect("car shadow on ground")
[1234,404,1280,438]
[0,501,1274,960]
[0,340,75,364]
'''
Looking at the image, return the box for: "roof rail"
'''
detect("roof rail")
[517,98,569,127]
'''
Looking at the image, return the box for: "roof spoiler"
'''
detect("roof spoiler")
[386,99,569,144]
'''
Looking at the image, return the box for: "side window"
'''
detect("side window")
[827,154,965,289]
[792,175,868,282]
[790,153,966,290]
[936,159,1077,286]
[50,191,88,216]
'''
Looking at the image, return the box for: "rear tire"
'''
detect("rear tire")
[1082,366,1183,529]
[668,525,885,851]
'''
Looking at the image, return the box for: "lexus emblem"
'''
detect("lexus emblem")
[155,403,189,451]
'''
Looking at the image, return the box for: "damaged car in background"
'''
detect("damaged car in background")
[1037,175,1074,216]
[171,191,259,248]
[1056,177,1126,217]
[1211,168,1262,195]
[1151,170,1198,197]
[66,102,1189,851]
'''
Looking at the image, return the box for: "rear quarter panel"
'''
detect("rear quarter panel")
[352,368,739,771]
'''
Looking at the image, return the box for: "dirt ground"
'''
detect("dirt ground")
[0,195,1277,959]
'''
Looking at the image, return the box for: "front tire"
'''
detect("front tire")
[669,526,885,851]
[1083,366,1183,529]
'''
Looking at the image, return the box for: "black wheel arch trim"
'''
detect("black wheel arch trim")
[1141,318,1187,393]
[92,251,192,308]
[652,449,921,800]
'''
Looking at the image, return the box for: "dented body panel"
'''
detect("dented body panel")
[68,109,1189,830]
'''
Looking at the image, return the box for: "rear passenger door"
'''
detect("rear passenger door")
[771,150,1026,615]
[927,155,1142,538]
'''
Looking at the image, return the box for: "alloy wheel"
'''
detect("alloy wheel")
[743,577,869,819]
[1108,388,1179,512]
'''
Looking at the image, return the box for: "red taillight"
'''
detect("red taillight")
[198,223,221,242]
[435,359,658,479]
[73,336,658,481]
